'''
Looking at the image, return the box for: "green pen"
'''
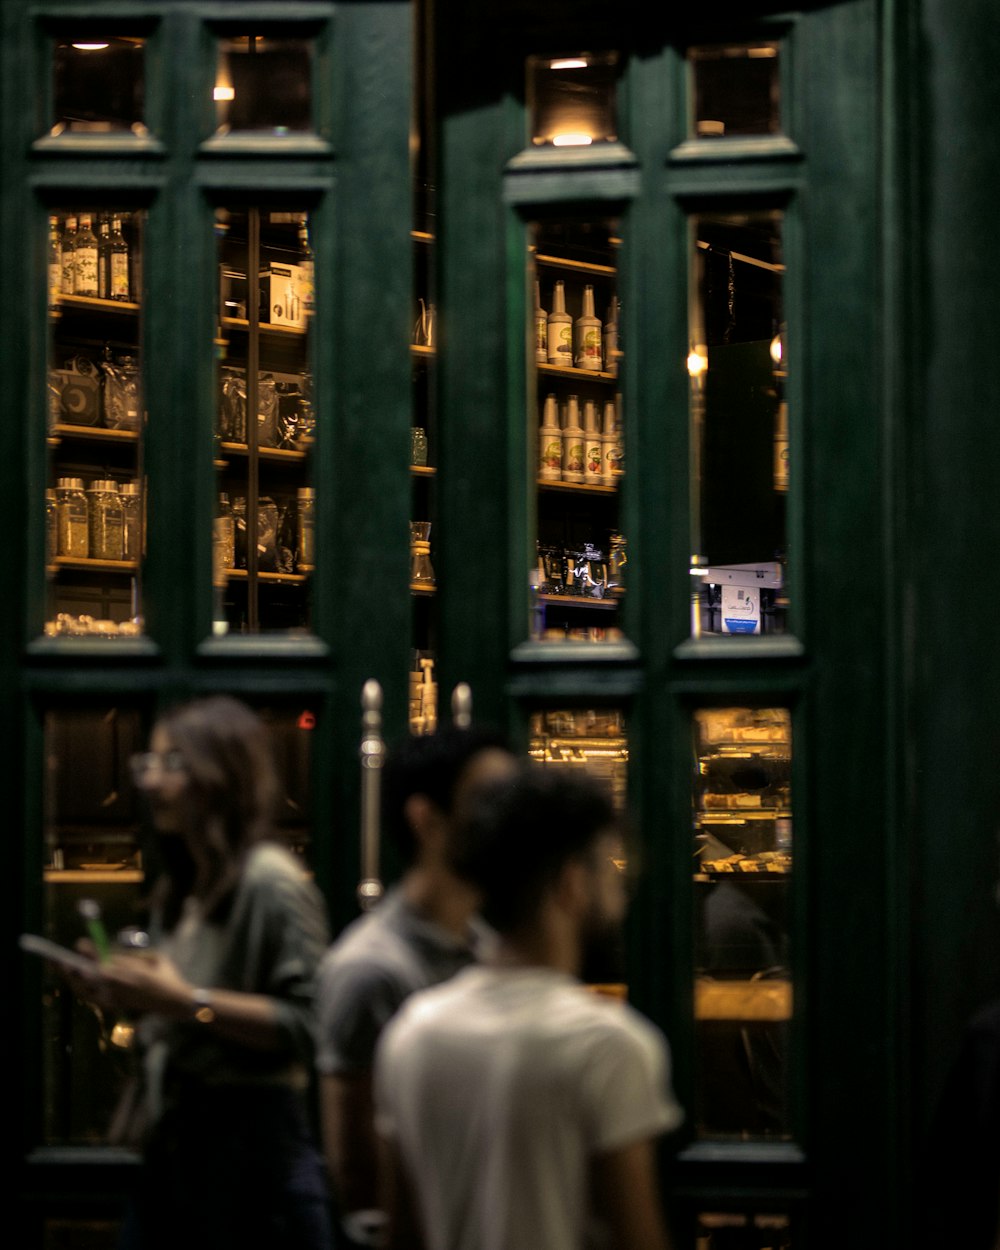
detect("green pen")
[78,898,111,963]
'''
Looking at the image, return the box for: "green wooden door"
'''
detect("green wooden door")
[427,2,896,1246]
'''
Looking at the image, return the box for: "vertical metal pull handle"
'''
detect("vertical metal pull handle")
[358,679,385,912]
[452,682,472,728]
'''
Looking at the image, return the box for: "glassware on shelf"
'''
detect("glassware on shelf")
[296,488,315,569]
[55,478,89,558]
[120,482,142,562]
[410,426,428,466]
[410,521,435,586]
[86,480,125,561]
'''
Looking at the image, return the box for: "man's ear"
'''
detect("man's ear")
[403,793,444,851]
[553,855,590,917]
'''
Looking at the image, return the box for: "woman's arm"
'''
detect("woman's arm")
[97,951,286,1050]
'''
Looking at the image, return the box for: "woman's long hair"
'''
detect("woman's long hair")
[148,695,281,931]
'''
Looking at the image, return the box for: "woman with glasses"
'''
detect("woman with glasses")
[71,694,331,1250]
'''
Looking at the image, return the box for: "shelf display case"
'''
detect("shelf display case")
[213,208,316,635]
[692,706,792,1140]
[45,208,146,638]
[529,218,626,644]
[689,210,789,637]
[39,701,318,1147]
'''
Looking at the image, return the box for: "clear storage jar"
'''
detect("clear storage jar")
[296,487,315,569]
[55,477,89,558]
[86,480,125,561]
[120,480,142,562]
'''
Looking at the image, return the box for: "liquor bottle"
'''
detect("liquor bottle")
[562,394,585,484]
[601,400,618,485]
[74,213,99,297]
[298,219,314,315]
[97,216,112,300]
[109,215,130,301]
[583,401,602,484]
[48,216,62,305]
[546,280,572,366]
[60,215,77,295]
[574,284,602,370]
[538,393,562,481]
[534,280,548,364]
[603,295,619,375]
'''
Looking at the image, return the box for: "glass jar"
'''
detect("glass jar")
[55,477,89,558]
[120,481,142,562]
[86,480,125,561]
[45,489,58,562]
[213,492,235,587]
[296,487,315,569]
[411,426,428,466]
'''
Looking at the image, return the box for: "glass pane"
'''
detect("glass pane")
[410,224,437,734]
[41,705,145,1145]
[37,700,317,1147]
[693,707,793,1141]
[529,219,626,644]
[530,707,628,992]
[696,1212,794,1249]
[46,208,147,640]
[214,209,315,636]
[52,37,145,136]
[527,52,619,148]
[215,36,313,134]
[688,42,781,140]
[689,210,788,637]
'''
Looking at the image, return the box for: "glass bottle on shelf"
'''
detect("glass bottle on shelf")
[296,487,315,569]
[55,478,88,558]
[97,216,111,299]
[213,493,235,587]
[109,215,130,302]
[120,482,142,562]
[45,488,58,561]
[48,216,62,305]
[74,213,99,298]
[574,284,602,370]
[410,426,428,466]
[547,280,572,365]
[86,480,125,561]
[410,521,435,586]
[60,215,77,295]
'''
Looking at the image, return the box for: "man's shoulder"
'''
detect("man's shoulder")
[318,896,427,996]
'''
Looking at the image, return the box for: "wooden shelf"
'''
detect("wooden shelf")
[539,592,621,611]
[695,978,792,1023]
[533,252,616,278]
[224,568,306,585]
[48,423,139,445]
[538,362,618,383]
[221,316,308,338]
[411,344,436,358]
[411,464,436,477]
[538,477,617,495]
[44,869,143,884]
[218,441,308,463]
[410,582,436,595]
[50,556,138,574]
[52,293,140,316]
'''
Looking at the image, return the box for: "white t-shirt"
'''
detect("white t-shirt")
[374,964,683,1250]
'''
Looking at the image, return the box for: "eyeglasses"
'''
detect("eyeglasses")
[129,750,187,782]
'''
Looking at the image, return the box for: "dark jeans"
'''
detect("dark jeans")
[119,1083,331,1250]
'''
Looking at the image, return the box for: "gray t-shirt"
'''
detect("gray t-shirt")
[315,887,488,1075]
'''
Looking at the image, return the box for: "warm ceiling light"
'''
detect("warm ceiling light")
[552,132,593,147]
[213,86,236,101]
[549,58,588,70]
[687,348,709,377]
[72,42,110,51]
